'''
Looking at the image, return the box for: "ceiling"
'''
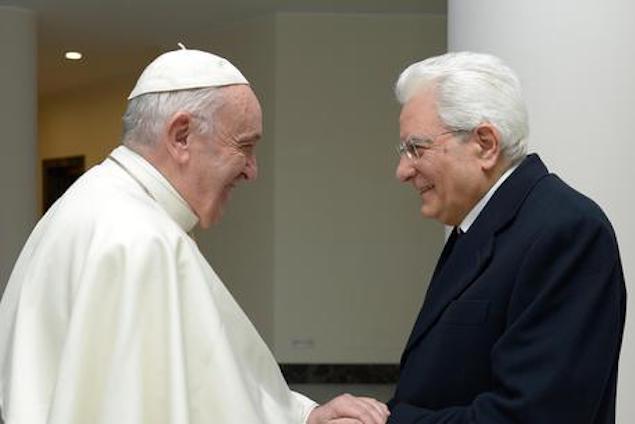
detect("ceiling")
[0,0,446,95]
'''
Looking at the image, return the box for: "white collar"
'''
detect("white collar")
[457,162,520,234]
[108,145,199,233]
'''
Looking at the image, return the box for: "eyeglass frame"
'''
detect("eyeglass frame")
[396,129,471,160]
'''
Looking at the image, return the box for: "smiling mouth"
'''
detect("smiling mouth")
[418,184,434,195]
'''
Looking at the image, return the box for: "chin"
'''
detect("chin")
[419,205,433,219]
[420,206,444,224]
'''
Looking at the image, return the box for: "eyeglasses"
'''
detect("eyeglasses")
[396,129,469,160]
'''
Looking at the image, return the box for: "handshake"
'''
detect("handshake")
[307,393,390,424]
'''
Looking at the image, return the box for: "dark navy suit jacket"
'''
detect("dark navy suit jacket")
[388,154,626,423]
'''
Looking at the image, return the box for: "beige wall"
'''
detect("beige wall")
[39,76,132,164]
[272,13,446,362]
[194,15,277,346]
[37,12,447,363]
[38,75,133,211]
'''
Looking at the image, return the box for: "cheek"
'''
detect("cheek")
[443,166,475,204]
[413,158,431,175]
[414,158,441,182]
[211,152,242,178]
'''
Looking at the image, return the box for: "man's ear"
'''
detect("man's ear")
[165,112,193,164]
[474,123,501,171]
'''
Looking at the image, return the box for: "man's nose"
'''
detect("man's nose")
[395,156,415,182]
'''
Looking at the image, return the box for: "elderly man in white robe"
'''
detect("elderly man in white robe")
[0,48,389,424]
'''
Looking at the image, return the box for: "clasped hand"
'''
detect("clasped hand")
[307,393,390,424]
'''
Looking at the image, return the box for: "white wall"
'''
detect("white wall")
[449,0,635,420]
[272,13,446,362]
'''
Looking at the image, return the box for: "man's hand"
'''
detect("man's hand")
[307,393,390,424]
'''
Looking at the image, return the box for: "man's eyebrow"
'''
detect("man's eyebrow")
[406,135,433,144]
[238,131,261,143]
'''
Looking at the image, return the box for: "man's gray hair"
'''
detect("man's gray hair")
[121,87,224,146]
[395,51,529,164]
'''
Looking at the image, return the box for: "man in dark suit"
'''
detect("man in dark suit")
[388,51,626,423]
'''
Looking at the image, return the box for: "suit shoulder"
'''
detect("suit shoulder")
[510,174,622,264]
[525,174,613,231]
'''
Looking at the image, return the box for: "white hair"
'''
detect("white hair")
[395,51,529,164]
[121,87,224,147]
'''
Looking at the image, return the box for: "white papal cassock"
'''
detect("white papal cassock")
[0,146,316,423]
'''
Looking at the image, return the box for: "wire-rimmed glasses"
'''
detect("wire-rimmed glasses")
[396,129,470,160]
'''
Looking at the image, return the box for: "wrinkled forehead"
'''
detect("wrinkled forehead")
[216,85,263,134]
[218,85,260,112]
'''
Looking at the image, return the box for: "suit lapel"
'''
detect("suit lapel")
[400,154,550,367]
[400,230,494,361]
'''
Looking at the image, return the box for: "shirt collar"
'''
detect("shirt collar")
[457,162,520,234]
[109,145,199,233]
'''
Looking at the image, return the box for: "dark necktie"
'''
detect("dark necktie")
[430,227,462,282]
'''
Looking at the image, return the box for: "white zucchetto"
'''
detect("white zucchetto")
[128,47,249,99]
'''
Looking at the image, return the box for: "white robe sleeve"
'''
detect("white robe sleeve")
[292,391,319,423]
